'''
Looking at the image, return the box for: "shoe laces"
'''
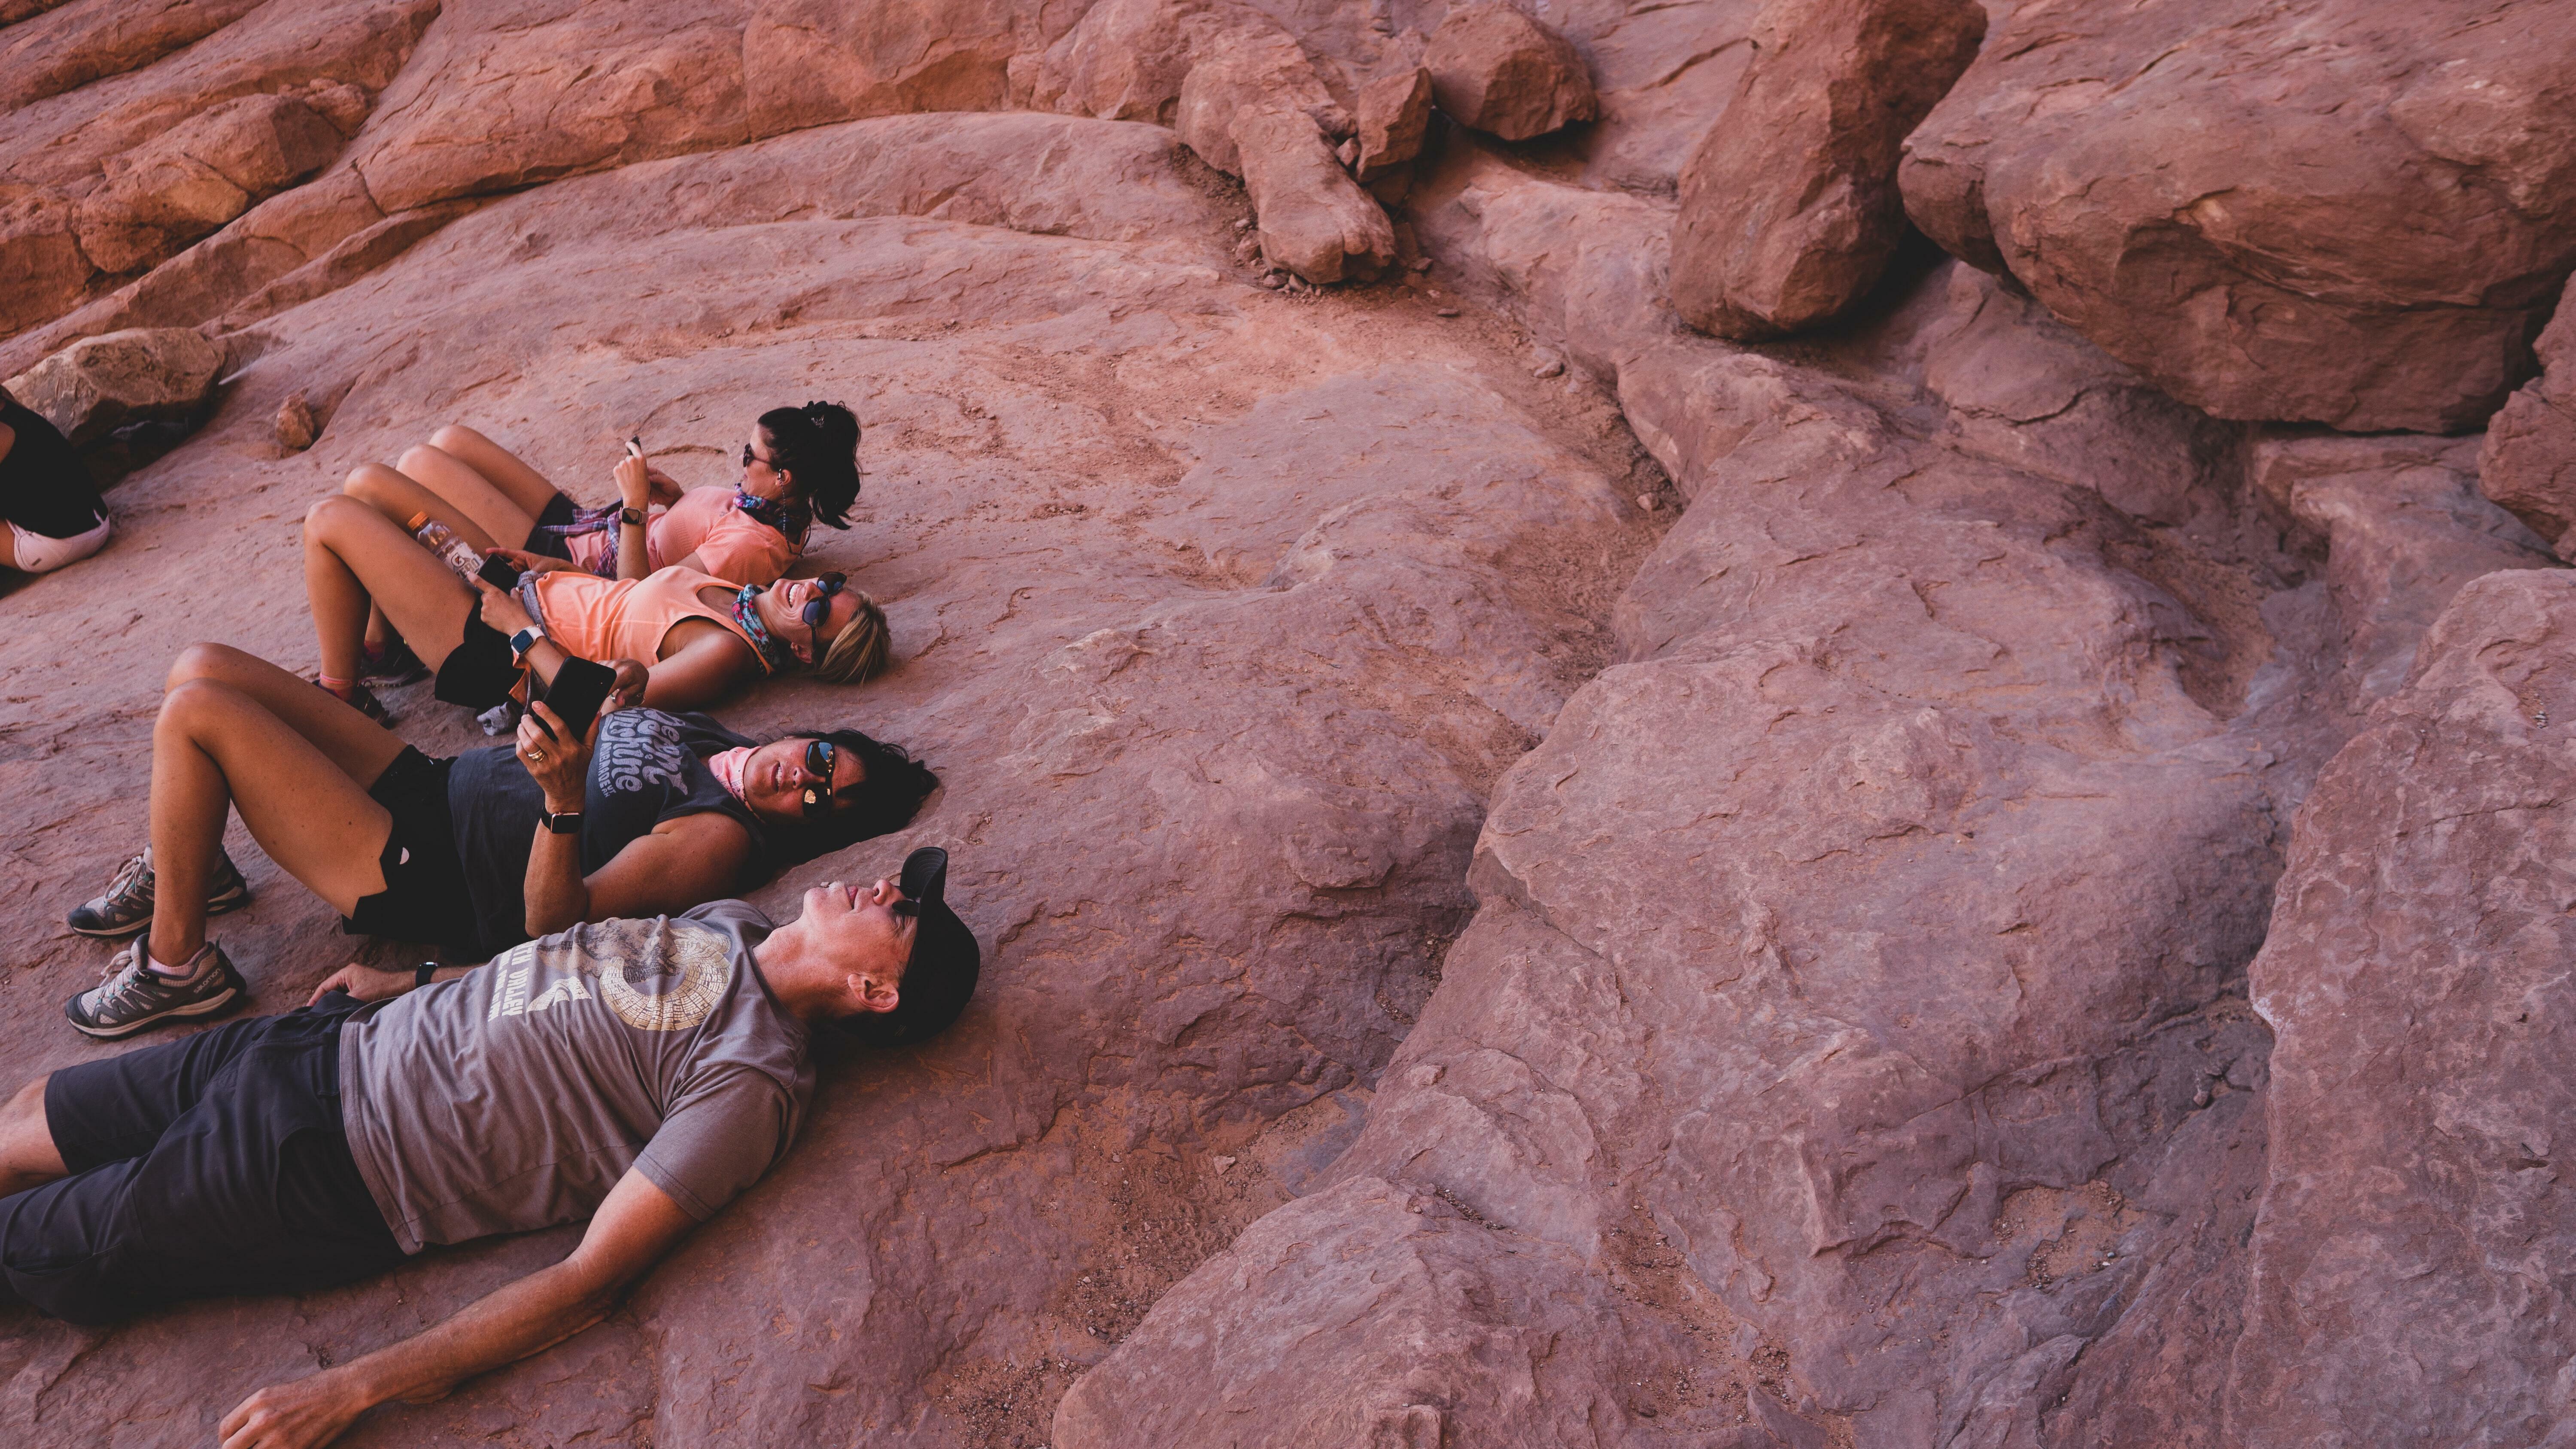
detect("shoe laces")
[91,945,150,1001]
[103,851,152,903]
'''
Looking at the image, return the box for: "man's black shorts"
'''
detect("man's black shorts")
[0,994,403,1323]
[344,745,477,954]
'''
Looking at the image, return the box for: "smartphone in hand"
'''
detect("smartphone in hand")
[478,554,523,589]
[539,658,618,740]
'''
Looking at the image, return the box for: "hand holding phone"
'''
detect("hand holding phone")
[539,657,618,740]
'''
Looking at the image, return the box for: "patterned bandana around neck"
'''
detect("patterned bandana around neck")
[705,745,754,803]
[538,500,633,577]
[732,488,811,543]
[728,585,799,675]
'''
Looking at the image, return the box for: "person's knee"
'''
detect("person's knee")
[164,642,250,693]
[0,1076,47,1138]
[396,443,451,481]
[343,463,398,506]
[0,1074,54,1165]
[305,492,364,543]
[157,677,242,737]
[428,424,484,456]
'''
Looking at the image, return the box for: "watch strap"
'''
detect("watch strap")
[541,809,584,835]
[415,963,438,988]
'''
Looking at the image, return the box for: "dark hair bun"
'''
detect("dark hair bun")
[757,401,863,530]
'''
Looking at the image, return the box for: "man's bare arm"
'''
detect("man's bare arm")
[216,1169,697,1449]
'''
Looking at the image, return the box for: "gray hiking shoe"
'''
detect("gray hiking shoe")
[67,847,252,938]
[64,939,246,1039]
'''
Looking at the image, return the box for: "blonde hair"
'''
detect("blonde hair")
[814,591,890,683]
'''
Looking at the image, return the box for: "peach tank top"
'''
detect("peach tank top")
[529,566,768,673]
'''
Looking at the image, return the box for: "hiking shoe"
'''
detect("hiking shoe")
[67,846,252,938]
[359,637,430,686]
[64,939,246,1039]
[316,677,398,726]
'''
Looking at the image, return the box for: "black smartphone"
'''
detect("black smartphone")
[478,554,522,589]
[538,657,617,740]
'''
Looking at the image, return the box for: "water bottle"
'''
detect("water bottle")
[408,511,485,581]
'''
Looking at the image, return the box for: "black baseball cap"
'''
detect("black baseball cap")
[842,847,979,1047]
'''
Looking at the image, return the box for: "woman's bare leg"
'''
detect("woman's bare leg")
[344,461,504,552]
[427,424,566,520]
[304,495,475,688]
[145,678,398,968]
[165,643,410,782]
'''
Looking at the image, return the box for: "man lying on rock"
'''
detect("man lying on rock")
[58,642,936,1038]
[0,849,978,1449]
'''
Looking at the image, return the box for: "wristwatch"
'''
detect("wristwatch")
[415,962,439,988]
[509,625,546,659]
[541,809,584,834]
[619,506,646,527]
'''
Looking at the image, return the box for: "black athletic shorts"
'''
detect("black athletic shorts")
[0,993,402,1323]
[343,746,477,953]
[522,490,577,561]
[432,605,522,709]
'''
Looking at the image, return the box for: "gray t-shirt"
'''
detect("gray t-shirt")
[337,900,814,1254]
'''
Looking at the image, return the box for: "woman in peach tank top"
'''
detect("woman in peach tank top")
[303,487,893,719]
[328,404,862,687]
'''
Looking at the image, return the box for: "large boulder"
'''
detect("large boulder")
[1353,65,1434,188]
[3,326,225,447]
[2231,569,2576,1445]
[72,92,349,274]
[1062,0,1397,285]
[0,0,432,344]
[1669,0,1984,340]
[1901,0,2576,432]
[1425,2,1598,142]
[1232,104,1397,283]
[2481,275,2576,555]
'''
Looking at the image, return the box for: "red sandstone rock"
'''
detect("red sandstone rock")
[5,3,2573,1443]
[0,105,1654,1447]
[1901,0,2576,432]
[1056,1177,1756,1447]
[1354,65,1432,184]
[1668,0,1983,340]
[1425,2,1598,142]
[2481,276,2576,555]
[1233,105,1396,284]
[73,93,346,273]
[3,325,224,446]
[0,0,268,111]
[2253,432,2554,706]
[2233,568,2576,1445]
[0,0,433,342]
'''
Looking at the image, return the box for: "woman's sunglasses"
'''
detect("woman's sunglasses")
[799,573,847,659]
[742,443,771,471]
[800,737,838,818]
